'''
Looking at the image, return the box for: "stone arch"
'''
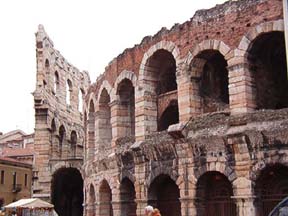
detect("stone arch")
[50,118,59,158]
[137,41,181,134]
[58,125,66,158]
[70,130,77,157]
[139,40,180,82]
[148,174,181,216]
[66,79,73,106]
[97,80,114,102]
[147,166,178,188]
[99,179,113,216]
[97,87,112,149]
[237,20,284,56]
[54,71,60,95]
[119,170,135,185]
[87,93,96,113]
[253,163,288,215]
[87,183,96,216]
[194,162,236,183]
[114,70,137,90]
[195,171,236,216]
[185,40,231,113]
[120,177,137,216]
[115,76,136,137]
[51,166,84,216]
[87,97,96,161]
[185,39,231,67]
[238,20,287,110]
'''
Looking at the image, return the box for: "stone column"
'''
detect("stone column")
[233,195,256,216]
[228,50,256,114]
[176,62,202,122]
[87,111,95,161]
[135,87,157,141]
[110,100,119,147]
[179,197,197,216]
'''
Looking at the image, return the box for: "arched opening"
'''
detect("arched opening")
[248,31,288,109]
[45,59,50,69]
[70,131,77,157]
[99,180,113,216]
[117,79,135,137]
[59,125,66,158]
[79,88,85,113]
[50,119,59,158]
[98,89,112,149]
[255,164,288,215]
[191,50,229,113]
[88,100,95,160]
[120,178,136,216]
[54,71,59,95]
[44,59,50,87]
[66,79,73,106]
[158,100,179,131]
[144,49,179,132]
[148,174,181,216]
[51,168,83,216]
[196,171,236,216]
[87,184,96,216]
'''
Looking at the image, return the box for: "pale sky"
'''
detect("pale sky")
[0,0,225,134]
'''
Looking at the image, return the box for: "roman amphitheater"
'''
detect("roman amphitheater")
[32,0,288,215]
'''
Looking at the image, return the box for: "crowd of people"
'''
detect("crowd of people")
[144,206,161,216]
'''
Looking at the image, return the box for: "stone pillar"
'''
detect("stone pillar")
[228,134,256,216]
[233,196,256,216]
[228,50,256,114]
[135,88,157,141]
[33,125,52,201]
[111,201,121,216]
[179,197,197,216]
[87,111,95,161]
[176,62,201,122]
[110,100,119,147]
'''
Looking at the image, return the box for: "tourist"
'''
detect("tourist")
[152,208,161,216]
[144,205,154,216]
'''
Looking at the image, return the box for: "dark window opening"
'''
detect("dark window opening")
[99,180,113,216]
[51,168,83,216]
[255,164,288,215]
[1,170,4,184]
[191,50,229,113]
[248,31,288,109]
[120,178,136,216]
[148,175,181,216]
[24,174,28,187]
[117,79,135,137]
[196,171,236,216]
[99,89,112,148]
[158,101,179,131]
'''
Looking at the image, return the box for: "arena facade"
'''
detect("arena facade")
[32,0,288,215]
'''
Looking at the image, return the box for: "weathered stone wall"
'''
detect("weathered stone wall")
[32,0,288,215]
[82,0,288,216]
[33,25,90,199]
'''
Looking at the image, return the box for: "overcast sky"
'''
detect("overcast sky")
[0,0,225,134]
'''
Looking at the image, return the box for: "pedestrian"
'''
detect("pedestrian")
[152,208,161,216]
[144,205,154,216]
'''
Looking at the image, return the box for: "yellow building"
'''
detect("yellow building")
[0,157,32,207]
